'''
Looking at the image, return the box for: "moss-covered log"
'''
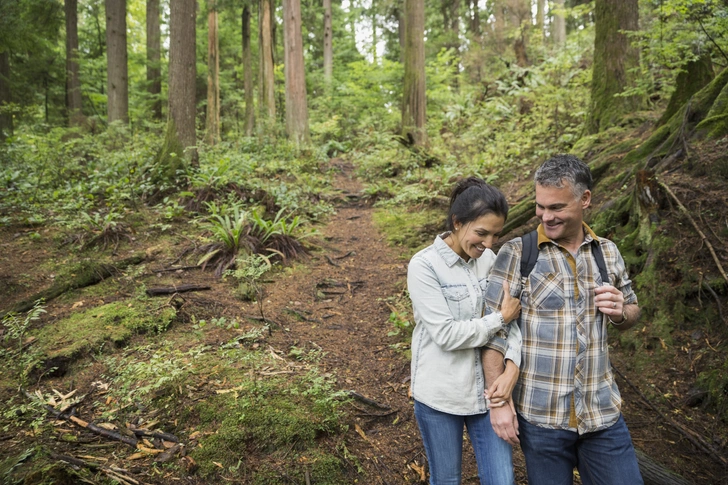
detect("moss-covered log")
[0,253,146,318]
[635,449,691,485]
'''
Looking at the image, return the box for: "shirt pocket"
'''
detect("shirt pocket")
[441,284,471,320]
[528,272,565,312]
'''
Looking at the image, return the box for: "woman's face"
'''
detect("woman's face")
[452,212,505,261]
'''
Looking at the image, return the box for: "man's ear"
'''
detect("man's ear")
[581,189,592,209]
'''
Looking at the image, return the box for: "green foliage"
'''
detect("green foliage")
[1,300,47,388]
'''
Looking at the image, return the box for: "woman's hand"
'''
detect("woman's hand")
[485,360,519,405]
[489,399,519,446]
[499,281,521,323]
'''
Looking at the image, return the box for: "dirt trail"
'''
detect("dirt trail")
[255,161,529,484]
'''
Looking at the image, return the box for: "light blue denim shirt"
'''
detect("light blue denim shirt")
[408,234,522,415]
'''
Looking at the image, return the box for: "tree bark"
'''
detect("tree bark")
[658,54,714,127]
[552,0,566,45]
[242,5,255,136]
[105,0,129,124]
[146,0,162,120]
[66,0,84,127]
[259,0,276,127]
[0,49,12,141]
[469,0,480,38]
[168,0,197,155]
[586,0,641,134]
[282,0,310,145]
[536,0,545,35]
[323,0,333,86]
[206,2,221,145]
[402,0,426,146]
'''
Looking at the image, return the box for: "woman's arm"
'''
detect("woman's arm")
[408,256,509,351]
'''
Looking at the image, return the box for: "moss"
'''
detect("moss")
[31,300,175,371]
[372,207,443,255]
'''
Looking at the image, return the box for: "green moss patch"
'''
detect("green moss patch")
[373,207,443,256]
[31,301,176,373]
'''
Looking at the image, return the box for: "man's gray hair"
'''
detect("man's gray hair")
[534,154,593,197]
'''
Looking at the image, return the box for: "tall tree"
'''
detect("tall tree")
[242,4,255,136]
[536,0,545,38]
[206,0,220,145]
[323,0,333,86]
[259,0,276,127]
[168,0,197,153]
[66,0,84,127]
[402,0,426,146]
[282,0,310,144]
[105,0,129,124]
[586,0,641,134]
[0,51,10,141]
[552,0,566,45]
[146,0,162,120]
[469,0,480,38]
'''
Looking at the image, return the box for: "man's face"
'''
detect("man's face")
[535,181,591,248]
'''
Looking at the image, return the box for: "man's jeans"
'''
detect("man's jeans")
[518,413,644,485]
[414,400,514,485]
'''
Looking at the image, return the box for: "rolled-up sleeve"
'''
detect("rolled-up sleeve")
[408,255,507,352]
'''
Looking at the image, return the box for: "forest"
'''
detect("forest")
[1,0,728,483]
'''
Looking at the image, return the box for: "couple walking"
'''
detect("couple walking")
[408,154,644,485]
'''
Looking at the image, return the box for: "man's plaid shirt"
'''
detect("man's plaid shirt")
[485,223,638,434]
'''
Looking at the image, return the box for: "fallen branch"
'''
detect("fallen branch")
[702,279,726,324]
[658,180,728,286]
[332,251,356,260]
[324,255,340,266]
[145,284,211,296]
[1,254,146,318]
[346,391,391,410]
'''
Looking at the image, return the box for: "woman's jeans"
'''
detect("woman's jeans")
[518,413,643,485]
[414,400,514,485]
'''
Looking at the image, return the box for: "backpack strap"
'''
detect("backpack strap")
[590,239,610,286]
[520,230,540,279]
[520,229,610,285]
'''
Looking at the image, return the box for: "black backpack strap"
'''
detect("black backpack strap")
[520,230,540,279]
[591,239,610,285]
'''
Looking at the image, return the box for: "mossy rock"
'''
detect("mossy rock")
[30,301,176,376]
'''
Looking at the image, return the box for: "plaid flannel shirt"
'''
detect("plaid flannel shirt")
[485,223,638,434]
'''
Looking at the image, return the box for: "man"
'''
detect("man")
[483,154,643,484]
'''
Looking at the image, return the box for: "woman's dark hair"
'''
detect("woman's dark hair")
[446,177,509,231]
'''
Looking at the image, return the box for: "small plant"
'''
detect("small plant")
[78,209,133,251]
[198,205,254,276]
[226,253,275,321]
[250,208,310,260]
[1,300,46,388]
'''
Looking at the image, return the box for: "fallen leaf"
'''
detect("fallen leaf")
[354,424,369,442]
[72,301,84,309]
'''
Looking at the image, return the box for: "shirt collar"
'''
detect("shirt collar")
[536,222,601,248]
[434,232,468,267]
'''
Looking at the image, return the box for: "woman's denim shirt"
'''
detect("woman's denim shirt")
[408,234,522,415]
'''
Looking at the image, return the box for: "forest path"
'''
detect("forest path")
[256,160,530,484]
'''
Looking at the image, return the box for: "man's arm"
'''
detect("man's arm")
[483,348,519,445]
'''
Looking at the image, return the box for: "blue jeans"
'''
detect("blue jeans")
[518,414,643,485]
[414,400,514,485]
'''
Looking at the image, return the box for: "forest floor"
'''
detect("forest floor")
[1,158,727,484]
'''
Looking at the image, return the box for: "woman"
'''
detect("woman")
[408,177,522,485]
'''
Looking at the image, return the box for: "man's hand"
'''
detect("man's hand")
[489,400,519,446]
[594,284,624,321]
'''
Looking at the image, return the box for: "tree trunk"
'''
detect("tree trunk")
[282,0,310,145]
[66,0,84,127]
[398,8,405,63]
[146,0,162,120]
[206,2,221,145]
[168,0,197,155]
[493,0,506,51]
[469,0,480,38]
[0,50,11,141]
[323,0,333,86]
[401,0,426,146]
[242,5,255,136]
[586,0,641,134]
[105,0,129,124]
[259,0,276,127]
[658,54,713,127]
[536,0,545,39]
[552,0,566,45]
